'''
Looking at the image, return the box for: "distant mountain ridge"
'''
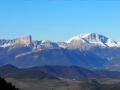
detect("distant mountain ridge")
[0,33,120,49]
[0,33,120,70]
[0,35,32,47]
[66,33,120,49]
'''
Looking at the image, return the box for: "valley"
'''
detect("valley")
[1,64,120,90]
[1,0,120,90]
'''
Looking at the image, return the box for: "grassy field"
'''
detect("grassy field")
[6,77,120,90]
[5,78,73,90]
[96,78,120,84]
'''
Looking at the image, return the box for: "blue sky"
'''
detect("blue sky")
[0,1,120,41]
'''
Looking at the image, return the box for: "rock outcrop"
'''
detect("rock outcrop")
[15,35,32,45]
[0,35,32,47]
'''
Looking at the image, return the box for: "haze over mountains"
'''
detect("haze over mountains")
[0,33,120,71]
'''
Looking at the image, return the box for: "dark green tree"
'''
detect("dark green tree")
[0,77,20,90]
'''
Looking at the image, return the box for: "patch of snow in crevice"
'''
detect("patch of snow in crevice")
[58,45,67,48]
[89,41,106,47]
[105,39,118,47]
[66,33,90,43]
[0,43,15,48]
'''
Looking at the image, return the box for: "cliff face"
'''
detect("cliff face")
[0,35,32,47]
[15,35,32,45]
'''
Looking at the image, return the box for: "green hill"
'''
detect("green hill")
[0,64,20,76]
[29,66,120,79]
[29,66,97,79]
[1,64,120,80]
[3,70,59,80]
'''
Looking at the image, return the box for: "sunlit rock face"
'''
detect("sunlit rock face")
[15,35,32,46]
[0,35,32,47]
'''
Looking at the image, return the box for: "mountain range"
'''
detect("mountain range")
[1,33,120,49]
[1,64,120,79]
[0,33,120,70]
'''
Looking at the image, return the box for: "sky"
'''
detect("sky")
[0,0,120,41]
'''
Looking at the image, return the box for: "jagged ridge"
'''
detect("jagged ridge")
[0,33,120,49]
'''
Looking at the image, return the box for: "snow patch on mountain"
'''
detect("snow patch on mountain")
[105,39,118,47]
[117,42,120,46]
[66,33,91,43]
[0,43,15,48]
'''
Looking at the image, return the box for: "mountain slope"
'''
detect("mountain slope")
[10,49,107,69]
[0,64,20,76]
[0,33,120,70]
[103,54,120,71]
[0,46,31,65]
[66,33,120,48]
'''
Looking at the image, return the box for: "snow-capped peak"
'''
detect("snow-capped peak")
[0,33,120,49]
[66,33,102,43]
[66,33,120,47]
[66,33,91,43]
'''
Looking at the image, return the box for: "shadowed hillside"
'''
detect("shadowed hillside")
[3,70,59,80]
[29,65,120,79]
[0,64,20,76]
[1,64,120,80]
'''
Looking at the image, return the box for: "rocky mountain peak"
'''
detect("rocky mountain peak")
[66,33,105,43]
[0,33,120,49]
[66,33,119,47]
[15,35,32,45]
[0,35,32,48]
[83,33,107,43]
